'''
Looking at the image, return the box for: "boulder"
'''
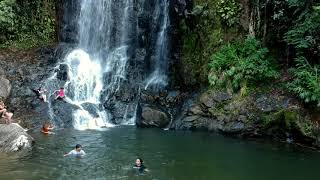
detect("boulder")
[137,107,169,128]
[51,100,80,127]
[81,102,100,118]
[222,121,245,134]
[0,76,11,99]
[0,123,33,153]
[56,64,69,82]
[199,92,216,108]
[255,95,280,113]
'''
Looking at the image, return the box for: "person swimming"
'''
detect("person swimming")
[64,144,86,158]
[133,158,147,174]
[41,121,54,134]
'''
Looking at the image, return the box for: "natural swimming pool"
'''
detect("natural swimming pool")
[0,126,320,180]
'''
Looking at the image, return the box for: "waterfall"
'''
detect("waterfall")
[145,0,170,90]
[47,0,171,129]
[47,0,135,130]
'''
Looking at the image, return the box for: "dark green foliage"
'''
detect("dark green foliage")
[179,1,223,85]
[285,4,320,59]
[0,0,55,48]
[288,57,320,106]
[284,3,320,106]
[217,0,240,27]
[208,37,279,91]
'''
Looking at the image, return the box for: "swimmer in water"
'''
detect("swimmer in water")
[41,121,54,134]
[133,158,148,174]
[64,144,86,158]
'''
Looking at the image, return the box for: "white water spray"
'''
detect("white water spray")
[57,0,134,130]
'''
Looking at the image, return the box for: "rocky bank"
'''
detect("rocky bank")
[0,124,33,153]
[136,88,320,148]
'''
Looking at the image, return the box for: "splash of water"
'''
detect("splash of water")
[49,0,135,130]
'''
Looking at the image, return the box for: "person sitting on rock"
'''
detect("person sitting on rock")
[0,101,6,115]
[2,111,13,124]
[37,87,47,102]
[54,87,65,100]
[41,121,54,134]
[32,87,47,102]
[0,101,13,124]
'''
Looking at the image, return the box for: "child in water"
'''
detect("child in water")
[41,121,54,134]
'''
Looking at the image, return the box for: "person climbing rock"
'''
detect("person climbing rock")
[64,144,86,158]
[54,87,65,100]
[41,121,54,134]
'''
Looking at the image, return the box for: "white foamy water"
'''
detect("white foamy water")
[47,0,170,129]
[64,0,134,130]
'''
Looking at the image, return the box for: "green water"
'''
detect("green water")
[0,126,319,180]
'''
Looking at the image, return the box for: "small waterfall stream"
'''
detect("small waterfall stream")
[47,0,170,129]
[145,0,170,90]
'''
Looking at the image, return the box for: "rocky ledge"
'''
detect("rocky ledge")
[0,124,34,153]
[137,88,320,148]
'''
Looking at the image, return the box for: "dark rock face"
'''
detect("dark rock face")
[56,64,69,82]
[169,89,318,147]
[0,124,33,153]
[137,106,169,128]
[59,0,80,43]
[0,48,57,127]
[51,100,80,127]
[255,95,281,113]
[81,103,100,118]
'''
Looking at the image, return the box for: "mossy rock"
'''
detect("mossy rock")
[261,109,315,137]
[262,109,299,129]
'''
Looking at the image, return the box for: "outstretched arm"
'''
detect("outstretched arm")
[64,152,70,157]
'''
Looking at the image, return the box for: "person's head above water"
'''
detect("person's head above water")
[75,144,82,152]
[135,158,143,167]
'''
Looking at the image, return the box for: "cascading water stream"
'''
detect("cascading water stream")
[47,0,135,130]
[145,0,170,90]
[46,0,171,129]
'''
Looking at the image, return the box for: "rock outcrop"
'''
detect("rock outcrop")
[0,47,59,128]
[166,88,320,147]
[0,123,33,153]
[137,106,170,128]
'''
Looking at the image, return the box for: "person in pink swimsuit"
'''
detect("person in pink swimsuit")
[54,87,65,100]
[0,101,13,124]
